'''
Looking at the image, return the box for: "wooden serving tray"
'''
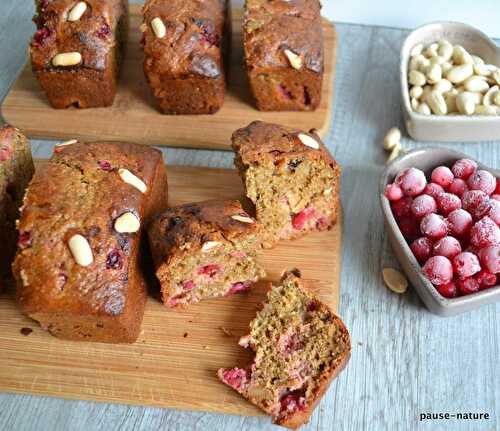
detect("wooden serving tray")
[1,5,337,150]
[0,164,342,417]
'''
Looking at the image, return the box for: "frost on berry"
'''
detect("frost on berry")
[436,280,458,298]
[470,217,500,248]
[431,166,454,188]
[453,252,481,279]
[457,277,480,295]
[451,159,477,180]
[423,183,445,199]
[475,270,497,289]
[436,192,461,215]
[420,213,447,240]
[447,209,473,237]
[391,197,413,219]
[448,178,468,198]
[462,190,487,213]
[385,183,403,201]
[394,168,427,196]
[410,237,433,264]
[411,194,437,218]
[478,245,500,274]
[432,236,462,260]
[467,170,496,195]
[474,199,500,225]
[423,256,453,285]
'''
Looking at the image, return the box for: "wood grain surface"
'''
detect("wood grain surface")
[0,2,499,431]
[0,164,342,417]
[1,5,337,151]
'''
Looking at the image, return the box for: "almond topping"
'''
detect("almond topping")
[231,215,255,224]
[382,268,408,293]
[118,168,147,193]
[114,212,140,233]
[68,2,87,21]
[202,241,220,252]
[151,17,166,38]
[284,49,303,70]
[52,52,82,67]
[297,133,320,149]
[68,234,93,267]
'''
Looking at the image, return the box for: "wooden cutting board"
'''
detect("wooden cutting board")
[0,164,342,416]
[1,5,337,150]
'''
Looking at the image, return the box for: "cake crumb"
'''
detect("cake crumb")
[220,326,233,336]
[20,327,33,336]
[183,332,188,338]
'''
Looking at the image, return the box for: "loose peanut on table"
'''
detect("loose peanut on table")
[407,40,500,116]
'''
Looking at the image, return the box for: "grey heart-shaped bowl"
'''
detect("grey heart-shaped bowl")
[401,21,500,142]
[380,147,500,316]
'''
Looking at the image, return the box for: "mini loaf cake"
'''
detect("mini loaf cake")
[13,141,168,343]
[0,126,34,291]
[218,269,351,429]
[30,0,128,109]
[141,0,228,114]
[232,121,340,248]
[147,200,265,308]
[243,0,324,111]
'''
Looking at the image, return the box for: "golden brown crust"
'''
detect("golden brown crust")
[142,0,228,114]
[243,0,323,111]
[30,0,128,108]
[13,141,168,343]
[0,126,34,289]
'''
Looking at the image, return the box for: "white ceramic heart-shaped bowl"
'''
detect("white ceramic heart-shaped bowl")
[401,21,500,142]
[380,148,500,316]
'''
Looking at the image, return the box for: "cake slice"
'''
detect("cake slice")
[232,121,340,248]
[0,125,34,290]
[148,200,265,307]
[218,269,350,429]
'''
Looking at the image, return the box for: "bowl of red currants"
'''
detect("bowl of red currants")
[380,147,499,316]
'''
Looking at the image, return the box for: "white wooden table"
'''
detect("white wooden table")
[0,2,498,431]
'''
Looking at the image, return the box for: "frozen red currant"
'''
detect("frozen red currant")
[432,236,462,260]
[474,199,500,225]
[410,237,433,264]
[462,190,487,212]
[394,168,427,197]
[431,166,454,187]
[447,178,468,198]
[492,194,500,203]
[423,183,445,199]
[423,256,453,285]
[470,217,500,248]
[446,209,473,237]
[478,245,500,274]
[391,197,413,219]
[475,270,497,289]
[467,169,496,195]
[495,178,500,195]
[451,158,477,180]
[398,217,419,241]
[385,183,403,201]
[420,213,447,240]
[411,194,437,218]
[457,277,480,295]
[436,280,458,298]
[436,192,461,215]
[453,252,481,279]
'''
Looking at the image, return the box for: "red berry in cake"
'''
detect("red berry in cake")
[478,245,500,274]
[97,23,111,39]
[423,183,445,199]
[436,280,458,298]
[431,166,454,187]
[447,178,468,198]
[467,170,496,195]
[410,194,437,218]
[462,190,488,213]
[432,236,462,260]
[470,217,500,248]
[420,213,447,240]
[182,280,195,291]
[198,263,222,278]
[106,249,123,270]
[453,252,481,279]
[279,391,306,416]
[436,192,462,215]
[410,237,433,263]
[451,158,477,180]
[457,277,480,295]
[228,281,252,294]
[98,160,113,171]
[292,207,315,230]
[33,27,52,47]
[385,183,403,201]
[475,270,497,289]
[220,368,251,391]
[17,231,32,249]
[447,209,473,237]
[423,256,453,285]
[399,217,419,241]
[394,168,427,196]
[391,197,413,219]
